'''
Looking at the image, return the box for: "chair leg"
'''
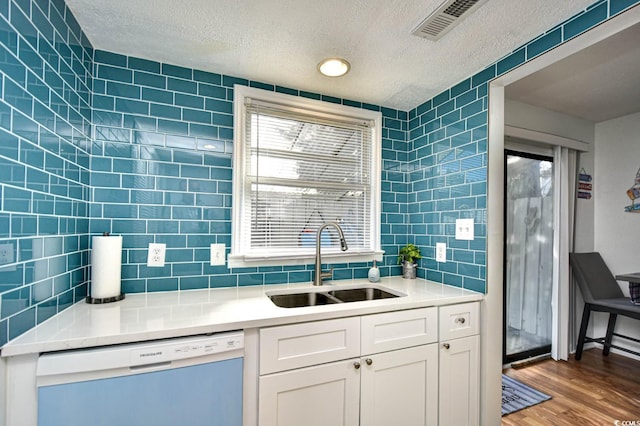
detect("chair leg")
[575,304,591,361]
[603,313,618,356]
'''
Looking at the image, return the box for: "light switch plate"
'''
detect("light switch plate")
[436,243,446,263]
[0,243,16,271]
[210,243,225,266]
[147,243,166,267]
[0,243,14,265]
[455,218,474,240]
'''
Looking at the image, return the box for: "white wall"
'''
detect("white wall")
[505,100,596,143]
[592,111,640,357]
[594,111,640,270]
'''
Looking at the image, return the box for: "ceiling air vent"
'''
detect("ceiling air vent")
[411,0,488,41]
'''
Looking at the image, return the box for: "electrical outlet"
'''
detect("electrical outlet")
[147,243,166,267]
[455,218,474,240]
[0,243,16,271]
[436,242,447,263]
[210,244,225,266]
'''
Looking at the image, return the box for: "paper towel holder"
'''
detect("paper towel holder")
[86,293,125,304]
[86,232,126,304]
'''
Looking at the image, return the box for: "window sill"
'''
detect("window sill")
[228,250,384,269]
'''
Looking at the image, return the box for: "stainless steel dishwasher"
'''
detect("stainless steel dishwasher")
[36,332,244,426]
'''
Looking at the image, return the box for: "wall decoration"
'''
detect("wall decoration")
[625,168,640,213]
[578,182,592,191]
[577,168,592,200]
[577,191,592,199]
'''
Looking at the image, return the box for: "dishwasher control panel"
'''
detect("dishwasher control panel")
[37,331,244,378]
[130,333,244,364]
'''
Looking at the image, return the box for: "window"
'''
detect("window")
[229,85,382,267]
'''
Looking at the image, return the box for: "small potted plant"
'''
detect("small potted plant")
[398,243,421,279]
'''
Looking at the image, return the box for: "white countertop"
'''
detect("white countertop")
[0,277,482,357]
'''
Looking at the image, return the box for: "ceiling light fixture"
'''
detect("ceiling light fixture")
[317,58,351,77]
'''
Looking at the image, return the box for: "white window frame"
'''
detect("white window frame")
[229,85,382,268]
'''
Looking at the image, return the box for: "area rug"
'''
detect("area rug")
[502,374,552,416]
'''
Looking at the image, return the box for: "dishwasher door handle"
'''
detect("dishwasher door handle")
[130,361,172,372]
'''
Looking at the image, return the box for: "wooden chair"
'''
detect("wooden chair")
[569,252,640,360]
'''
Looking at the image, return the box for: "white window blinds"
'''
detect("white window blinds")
[231,86,381,266]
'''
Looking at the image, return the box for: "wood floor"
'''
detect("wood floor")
[502,349,640,425]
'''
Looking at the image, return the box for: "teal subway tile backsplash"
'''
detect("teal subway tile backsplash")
[566,3,609,39]
[0,0,91,345]
[97,64,132,83]
[2,0,639,344]
[162,63,192,80]
[526,29,563,59]
[611,0,638,13]
[135,71,167,89]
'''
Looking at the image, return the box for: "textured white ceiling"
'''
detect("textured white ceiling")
[65,0,596,111]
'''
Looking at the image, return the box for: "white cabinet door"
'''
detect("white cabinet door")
[258,358,361,426]
[360,344,438,426]
[438,335,480,426]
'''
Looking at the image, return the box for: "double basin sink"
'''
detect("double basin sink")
[267,284,405,308]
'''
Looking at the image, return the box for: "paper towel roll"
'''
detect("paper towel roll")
[91,235,123,299]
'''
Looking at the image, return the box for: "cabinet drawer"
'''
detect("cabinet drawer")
[361,307,438,355]
[260,317,360,374]
[439,302,479,341]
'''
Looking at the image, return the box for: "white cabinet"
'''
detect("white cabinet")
[258,308,439,426]
[257,317,361,426]
[360,344,438,426]
[258,358,360,426]
[438,302,480,426]
[360,308,439,426]
[256,303,479,426]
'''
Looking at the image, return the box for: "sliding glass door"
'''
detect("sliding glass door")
[503,150,554,363]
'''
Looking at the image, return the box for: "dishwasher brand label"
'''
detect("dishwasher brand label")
[131,348,169,363]
[139,350,163,359]
[129,341,209,365]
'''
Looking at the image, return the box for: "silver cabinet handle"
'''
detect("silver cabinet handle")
[353,361,361,369]
[455,317,466,324]
[365,358,373,366]
[442,343,450,349]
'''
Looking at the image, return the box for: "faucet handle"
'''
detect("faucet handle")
[320,268,334,280]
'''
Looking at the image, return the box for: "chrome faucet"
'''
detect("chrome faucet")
[313,222,348,286]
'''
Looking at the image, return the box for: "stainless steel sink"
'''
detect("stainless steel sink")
[327,287,398,302]
[267,284,404,308]
[269,292,339,308]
